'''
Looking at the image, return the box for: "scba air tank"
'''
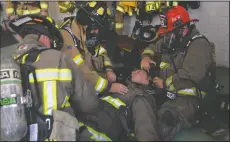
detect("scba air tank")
[0,56,27,141]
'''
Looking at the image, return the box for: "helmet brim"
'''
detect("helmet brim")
[158,19,199,36]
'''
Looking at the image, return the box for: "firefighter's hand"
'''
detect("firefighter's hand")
[110,83,129,95]
[153,77,164,88]
[106,70,116,82]
[141,57,156,72]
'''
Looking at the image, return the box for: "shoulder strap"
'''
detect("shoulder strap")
[186,34,210,47]
[61,26,85,56]
[183,34,210,59]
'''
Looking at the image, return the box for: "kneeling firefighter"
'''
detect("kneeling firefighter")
[140,6,216,140]
[60,2,129,96]
[1,14,101,141]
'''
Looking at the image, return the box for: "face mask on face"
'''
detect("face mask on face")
[85,24,101,56]
[161,31,181,54]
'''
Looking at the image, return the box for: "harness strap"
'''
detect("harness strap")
[62,26,85,56]
[17,46,53,141]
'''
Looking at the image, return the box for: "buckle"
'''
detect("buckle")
[21,89,33,107]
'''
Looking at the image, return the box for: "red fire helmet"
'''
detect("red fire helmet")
[158,5,199,35]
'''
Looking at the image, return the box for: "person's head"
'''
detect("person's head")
[131,69,150,85]
[18,23,51,48]
[9,15,63,49]
[158,6,199,54]
[75,1,114,56]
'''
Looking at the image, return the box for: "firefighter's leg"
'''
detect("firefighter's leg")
[157,96,199,141]
[115,11,124,35]
[132,95,160,141]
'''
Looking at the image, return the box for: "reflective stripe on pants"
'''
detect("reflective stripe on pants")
[177,87,206,98]
[165,76,206,98]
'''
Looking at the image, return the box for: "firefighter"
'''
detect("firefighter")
[5,1,49,20]
[140,6,215,140]
[60,2,128,95]
[5,15,158,141]
[58,1,77,14]
[114,1,138,35]
[132,1,178,42]
[7,15,103,141]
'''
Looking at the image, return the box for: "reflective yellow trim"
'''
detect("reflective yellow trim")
[115,23,124,29]
[166,1,170,7]
[73,54,84,66]
[131,133,135,137]
[29,68,72,83]
[173,2,178,6]
[89,1,97,7]
[104,61,112,67]
[59,5,68,10]
[177,87,206,97]
[79,122,112,141]
[97,7,104,15]
[21,54,29,64]
[166,75,206,97]
[165,76,173,87]
[168,84,176,92]
[6,8,14,15]
[46,16,53,23]
[107,8,111,15]
[101,96,126,109]
[64,2,70,5]
[165,76,176,91]
[120,2,137,7]
[61,96,71,108]
[145,2,161,12]
[40,2,48,9]
[45,139,57,141]
[127,7,133,16]
[95,76,108,93]
[23,10,30,15]
[35,54,40,62]
[142,49,154,56]
[96,46,106,56]
[21,9,40,15]
[43,81,57,115]
[160,62,170,69]
[21,54,40,64]
[59,19,71,29]
[116,5,125,13]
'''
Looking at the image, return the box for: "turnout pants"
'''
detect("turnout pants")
[157,96,200,141]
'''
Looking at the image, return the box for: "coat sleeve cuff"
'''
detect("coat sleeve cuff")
[100,81,112,95]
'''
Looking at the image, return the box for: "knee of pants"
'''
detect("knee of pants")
[157,109,179,127]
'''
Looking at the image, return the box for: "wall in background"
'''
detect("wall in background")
[123,2,229,68]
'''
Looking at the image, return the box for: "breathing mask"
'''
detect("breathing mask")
[85,24,104,57]
[160,29,183,54]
